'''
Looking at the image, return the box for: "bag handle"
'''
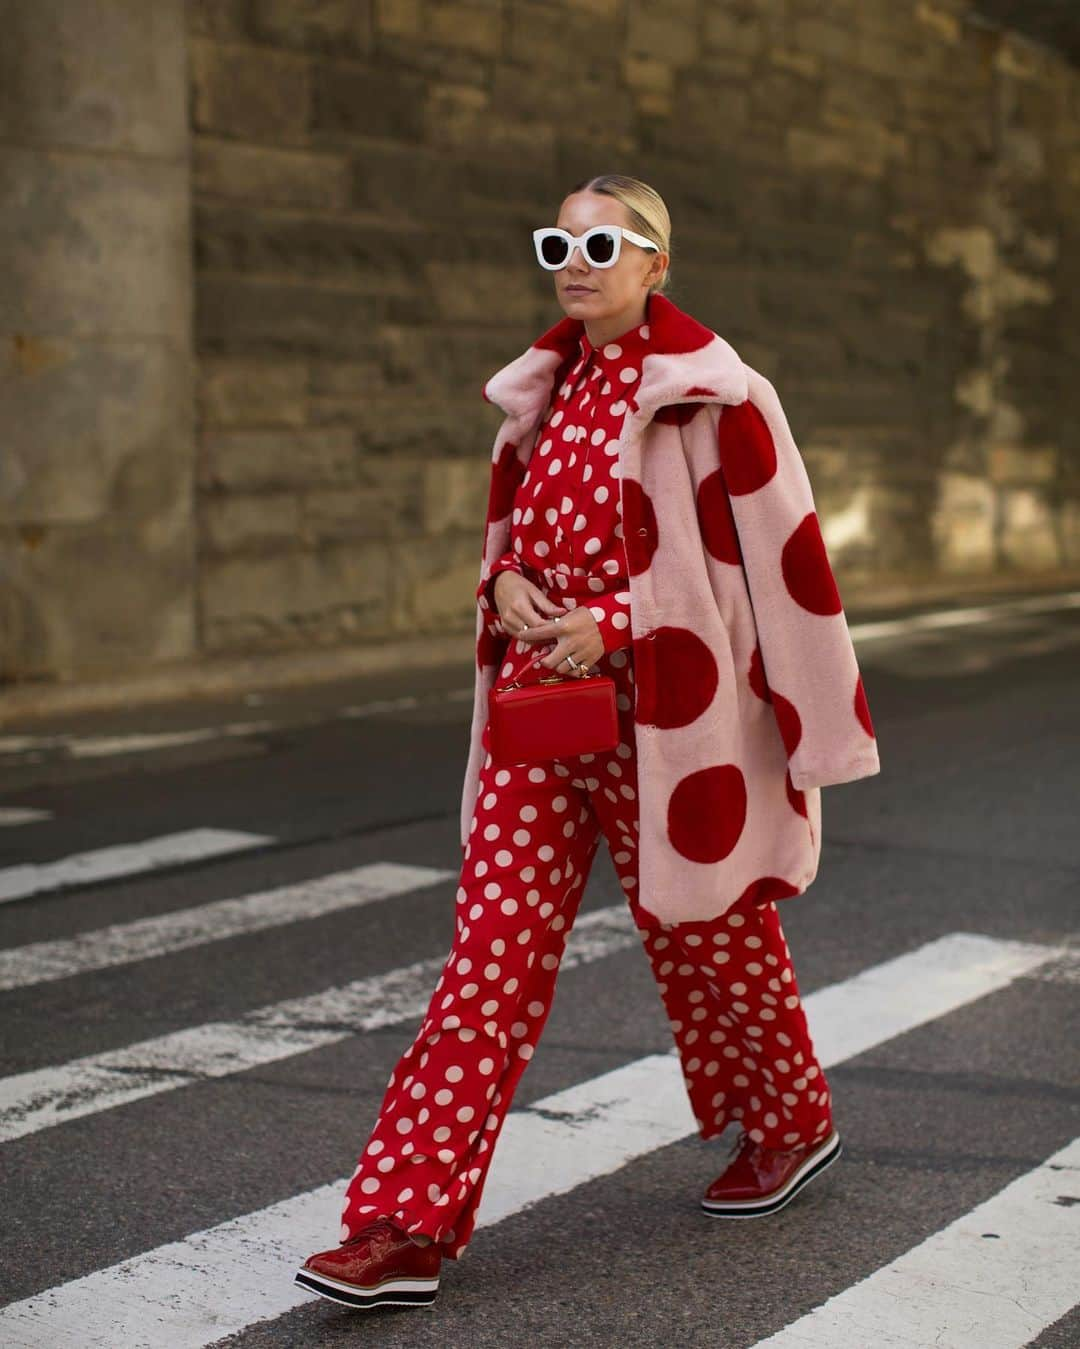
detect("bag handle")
[494,669,603,692]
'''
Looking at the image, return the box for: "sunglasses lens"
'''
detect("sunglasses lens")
[539,235,570,267]
[585,231,617,265]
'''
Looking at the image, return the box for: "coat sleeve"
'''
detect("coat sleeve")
[717,371,881,791]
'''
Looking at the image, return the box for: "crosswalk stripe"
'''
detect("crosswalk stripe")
[0,828,274,905]
[0,904,639,1142]
[0,808,52,827]
[0,930,1058,1346]
[750,1132,1080,1348]
[0,860,455,992]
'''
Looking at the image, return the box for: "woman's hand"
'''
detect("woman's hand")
[493,571,604,676]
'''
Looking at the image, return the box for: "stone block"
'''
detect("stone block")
[421,458,488,534]
[1,336,193,525]
[0,0,187,156]
[386,533,480,631]
[246,0,373,53]
[198,427,357,491]
[188,0,248,40]
[196,203,432,290]
[349,141,462,217]
[200,539,391,632]
[508,3,616,75]
[308,359,383,398]
[374,0,424,38]
[198,358,308,428]
[3,513,197,680]
[426,3,500,56]
[189,38,311,143]
[197,278,377,357]
[623,54,674,97]
[1000,487,1061,567]
[0,149,191,339]
[311,61,426,142]
[194,141,351,210]
[298,456,430,542]
[201,492,302,554]
[988,445,1058,485]
[933,472,995,570]
[425,264,538,323]
[702,9,771,57]
[628,0,699,63]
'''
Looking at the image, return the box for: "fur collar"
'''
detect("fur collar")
[481,290,748,425]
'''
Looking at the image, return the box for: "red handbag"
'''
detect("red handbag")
[487,668,620,766]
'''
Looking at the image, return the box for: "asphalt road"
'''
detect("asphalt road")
[0,588,1078,1348]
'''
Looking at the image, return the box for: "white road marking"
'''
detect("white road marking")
[0,828,274,905]
[0,722,279,760]
[70,723,279,757]
[0,808,53,827]
[0,904,640,1141]
[0,861,455,993]
[0,930,1059,1347]
[750,1133,1080,1349]
[848,588,1080,643]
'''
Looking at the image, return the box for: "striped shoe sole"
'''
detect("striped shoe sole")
[294,1266,439,1309]
[700,1129,842,1218]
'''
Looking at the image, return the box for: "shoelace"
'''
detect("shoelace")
[344,1215,404,1250]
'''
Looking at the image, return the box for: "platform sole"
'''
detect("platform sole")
[294,1266,439,1309]
[700,1129,842,1218]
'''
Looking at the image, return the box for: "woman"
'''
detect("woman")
[295,174,880,1311]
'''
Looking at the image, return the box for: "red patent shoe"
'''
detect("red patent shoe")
[701,1126,841,1217]
[295,1216,441,1309]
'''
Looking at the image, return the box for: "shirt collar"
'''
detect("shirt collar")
[577,301,653,368]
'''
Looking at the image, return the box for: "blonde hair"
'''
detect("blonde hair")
[567,173,672,294]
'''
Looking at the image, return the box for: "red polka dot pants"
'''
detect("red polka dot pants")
[340,642,833,1260]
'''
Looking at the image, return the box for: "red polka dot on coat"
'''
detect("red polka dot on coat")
[855,673,875,737]
[655,401,705,426]
[488,439,523,522]
[667,764,747,863]
[771,690,803,757]
[716,400,777,495]
[747,645,772,703]
[622,478,658,575]
[697,468,741,565]
[782,514,842,615]
[633,626,718,728]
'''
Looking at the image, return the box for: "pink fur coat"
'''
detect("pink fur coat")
[461,291,881,925]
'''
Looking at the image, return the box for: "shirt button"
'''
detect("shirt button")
[637,527,648,536]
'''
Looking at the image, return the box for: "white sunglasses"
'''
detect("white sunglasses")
[533,224,660,271]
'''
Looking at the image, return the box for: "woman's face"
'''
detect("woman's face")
[552,191,667,322]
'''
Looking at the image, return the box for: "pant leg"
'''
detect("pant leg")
[340,653,603,1261]
[643,900,834,1148]
[586,648,833,1151]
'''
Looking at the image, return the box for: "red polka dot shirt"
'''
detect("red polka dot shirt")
[477,314,654,656]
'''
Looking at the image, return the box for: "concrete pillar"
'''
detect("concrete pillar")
[0,1,195,684]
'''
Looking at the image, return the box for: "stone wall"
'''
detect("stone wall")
[3,0,1079,688]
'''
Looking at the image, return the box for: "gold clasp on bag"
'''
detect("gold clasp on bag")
[495,671,598,691]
